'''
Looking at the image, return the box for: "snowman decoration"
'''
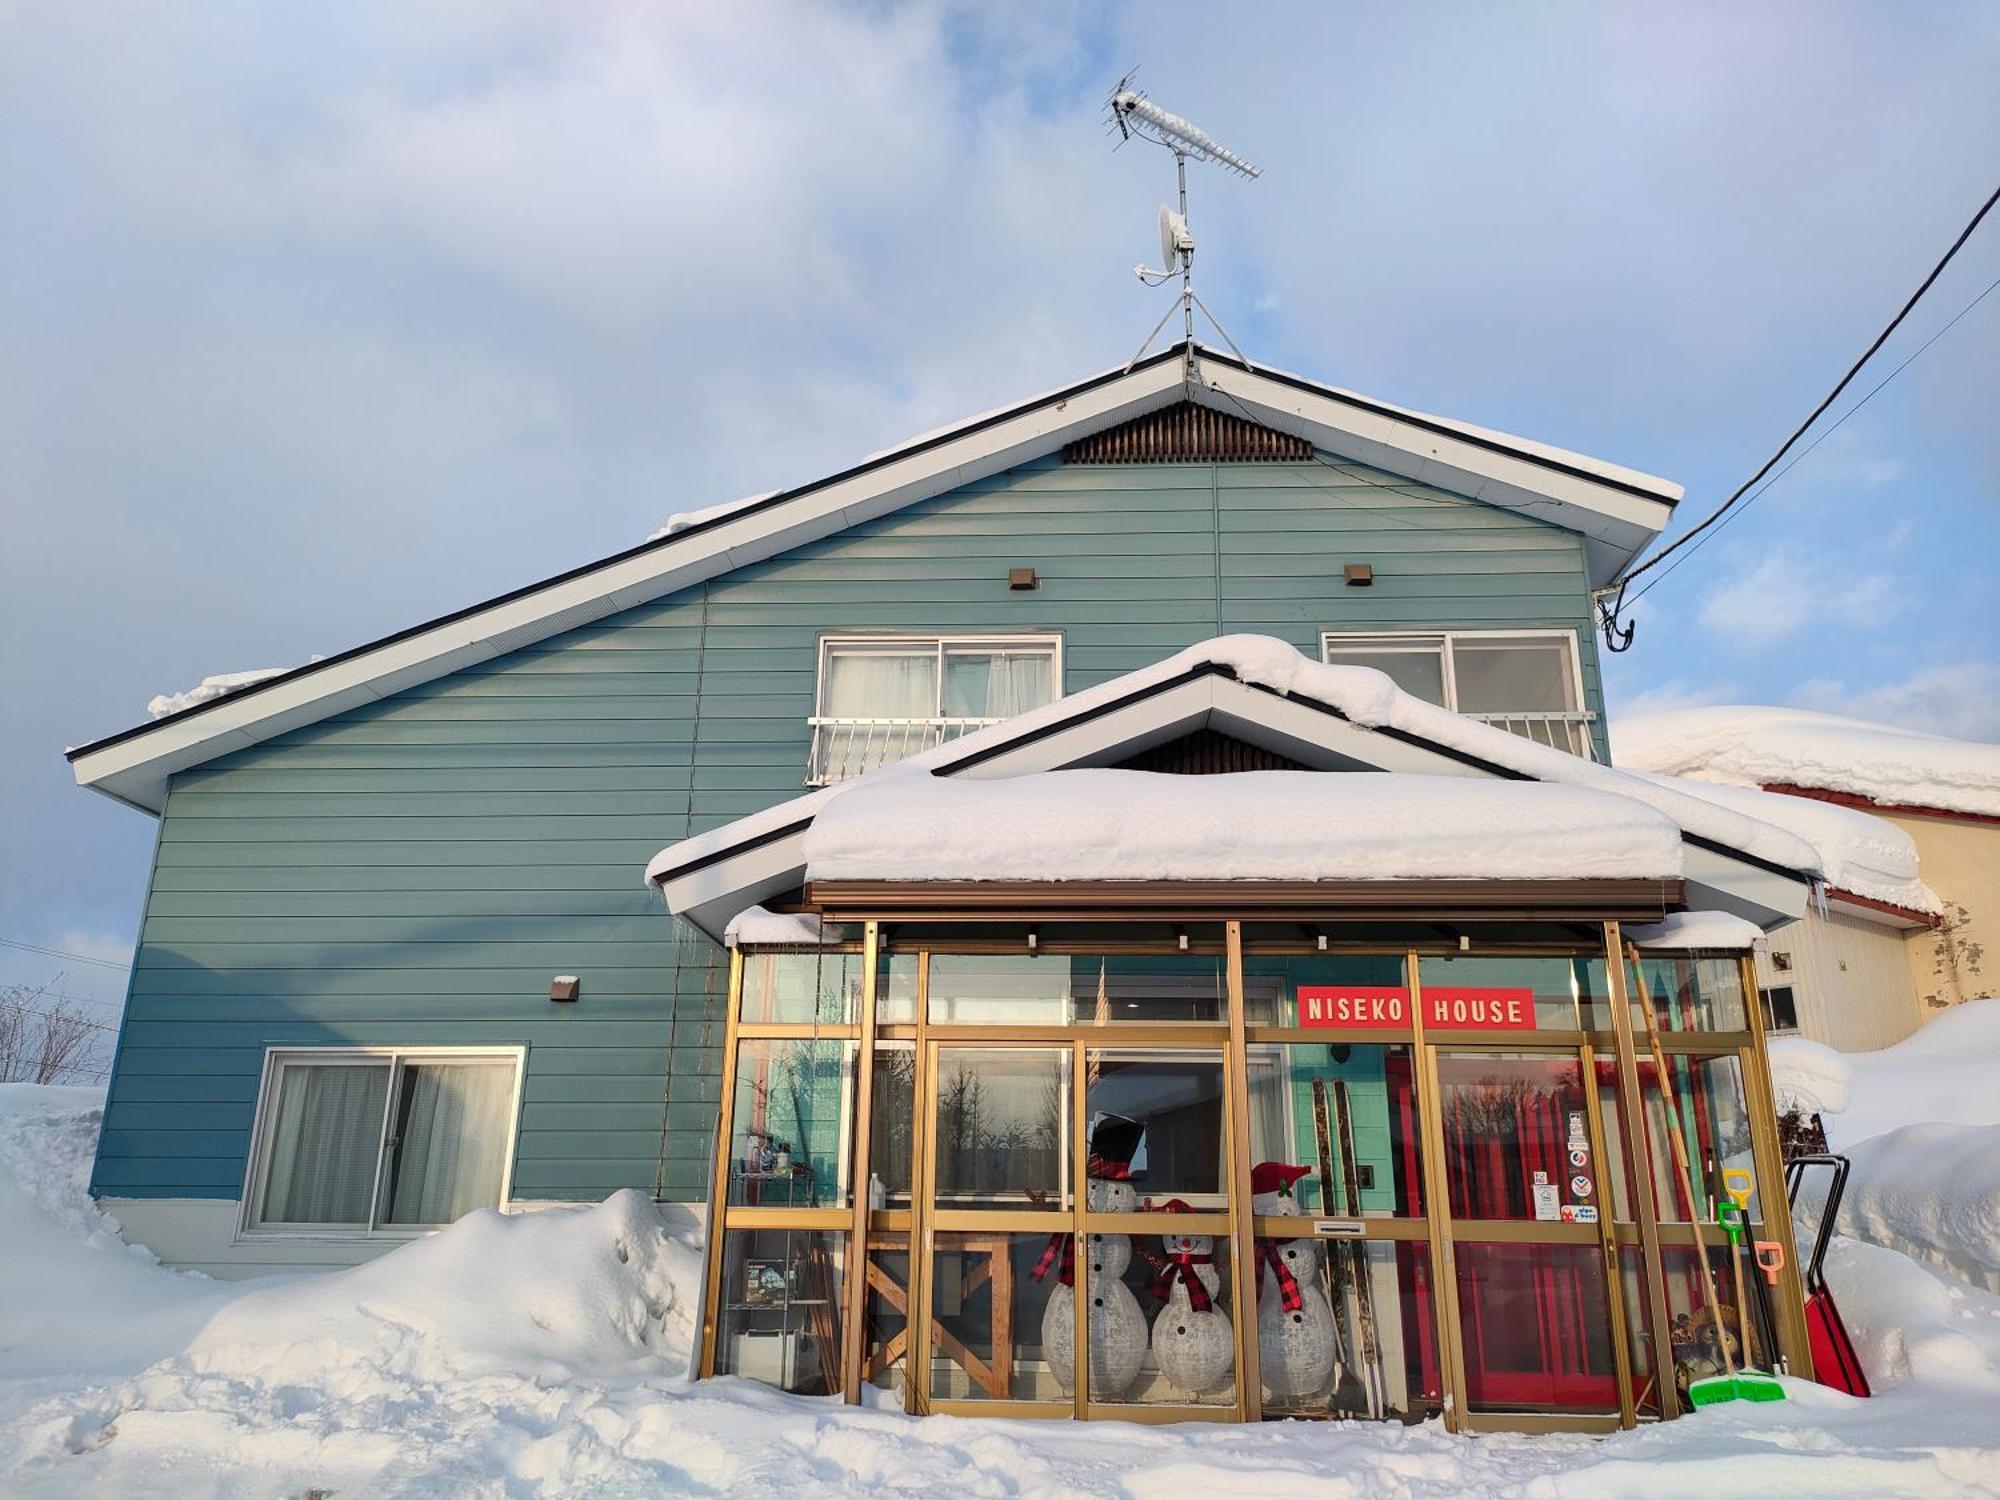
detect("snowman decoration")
[1035,1119,1148,1399]
[1149,1200,1236,1396]
[1251,1160,1343,1404]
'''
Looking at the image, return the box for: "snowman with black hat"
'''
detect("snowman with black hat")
[1251,1160,1343,1404]
[1035,1113,1147,1399]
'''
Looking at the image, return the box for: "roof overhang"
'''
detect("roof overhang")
[69,342,1677,814]
[652,662,1807,944]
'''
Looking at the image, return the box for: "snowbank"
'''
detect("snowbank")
[1841,1124,2000,1293]
[5,1083,2000,1496]
[803,769,1685,883]
[1775,1001,2000,1295]
[1614,704,2000,820]
[1767,1035,1852,1117]
[1809,999,2000,1147]
[652,636,1824,890]
[1627,771,1937,913]
[1625,911,1764,951]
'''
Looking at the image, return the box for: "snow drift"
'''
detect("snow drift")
[1772,1001,2000,1295]
[6,1084,2000,1495]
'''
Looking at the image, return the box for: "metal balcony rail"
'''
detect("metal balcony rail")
[1464,710,1600,760]
[807,716,1008,784]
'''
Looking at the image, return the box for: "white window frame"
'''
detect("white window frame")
[1317,627,1588,715]
[237,1045,526,1242]
[809,632,1064,784]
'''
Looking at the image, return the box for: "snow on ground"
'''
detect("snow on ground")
[1613,705,2000,820]
[804,769,1685,883]
[5,1087,2000,1496]
[1772,1001,2000,1295]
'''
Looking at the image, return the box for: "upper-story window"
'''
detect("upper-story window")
[1320,629,1597,759]
[810,634,1062,784]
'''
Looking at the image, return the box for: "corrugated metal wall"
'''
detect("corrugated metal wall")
[93,451,1605,1215]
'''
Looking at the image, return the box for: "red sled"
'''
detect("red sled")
[1785,1154,1871,1397]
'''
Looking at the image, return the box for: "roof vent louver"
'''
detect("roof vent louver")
[1063,400,1311,464]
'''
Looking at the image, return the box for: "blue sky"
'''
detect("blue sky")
[2,2,1995,1026]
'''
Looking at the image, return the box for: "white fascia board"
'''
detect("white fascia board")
[1826,892,1930,932]
[73,359,1190,812]
[1195,363,1675,586]
[1681,844,1808,930]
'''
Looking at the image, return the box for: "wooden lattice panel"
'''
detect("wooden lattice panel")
[1063,401,1312,464]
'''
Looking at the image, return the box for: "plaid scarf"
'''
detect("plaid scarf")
[1253,1239,1303,1312]
[1151,1251,1215,1313]
[1030,1232,1075,1288]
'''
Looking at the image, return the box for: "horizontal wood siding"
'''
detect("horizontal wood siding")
[95,451,1604,1209]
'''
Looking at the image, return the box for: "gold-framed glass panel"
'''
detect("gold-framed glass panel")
[700,926,1808,1433]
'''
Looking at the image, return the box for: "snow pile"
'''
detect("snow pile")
[652,636,1824,891]
[1627,771,1937,913]
[1842,1125,2000,1293]
[1614,704,2000,819]
[1776,1001,2000,1294]
[1766,1035,1853,1117]
[724,905,833,947]
[1625,911,1764,951]
[803,769,1685,883]
[1803,999,2000,1147]
[5,1086,2000,1496]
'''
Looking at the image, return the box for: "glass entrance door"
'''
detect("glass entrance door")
[1431,1046,1633,1426]
[907,1037,1246,1419]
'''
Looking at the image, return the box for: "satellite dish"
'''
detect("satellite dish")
[1158,204,1193,270]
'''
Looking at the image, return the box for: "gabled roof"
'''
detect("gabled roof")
[69,342,1680,814]
[648,636,1812,943]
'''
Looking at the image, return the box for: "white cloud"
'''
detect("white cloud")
[1791,663,2000,743]
[1610,677,1740,721]
[1696,546,1899,647]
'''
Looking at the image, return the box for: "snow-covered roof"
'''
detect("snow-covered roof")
[1626,772,1938,916]
[804,769,1684,884]
[651,635,1820,941]
[69,343,1677,815]
[1623,910,1764,952]
[1614,706,2000,821]
[146,668,294,721]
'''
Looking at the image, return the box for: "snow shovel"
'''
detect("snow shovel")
[1629,945,1784,1408]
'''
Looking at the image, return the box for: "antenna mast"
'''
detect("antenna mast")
[1110,77,1260,381]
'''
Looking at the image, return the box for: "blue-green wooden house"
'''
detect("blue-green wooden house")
[71,341,1789,1277]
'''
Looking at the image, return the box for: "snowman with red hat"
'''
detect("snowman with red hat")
[1149,1200,1235,1396]
[1251,1160,1342,1404]
[1036,1115,1147,1398]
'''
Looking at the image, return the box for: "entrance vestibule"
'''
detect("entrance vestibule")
[698,921,1809,1433]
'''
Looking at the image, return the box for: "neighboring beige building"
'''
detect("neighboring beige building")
[1614,705,1999,1053]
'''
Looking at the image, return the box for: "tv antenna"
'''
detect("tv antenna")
[1110,75,1260,379]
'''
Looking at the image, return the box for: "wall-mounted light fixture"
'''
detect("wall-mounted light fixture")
[549,975,580,1003]
[1008,567,1040,591]
[1344,563,1374,587]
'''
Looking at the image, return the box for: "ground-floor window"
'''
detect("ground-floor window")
[244,1048,523,1234]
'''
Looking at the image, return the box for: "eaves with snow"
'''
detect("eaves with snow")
[67,341,1678,815]
[648,635,1823,943]
[1614,705,2000,823]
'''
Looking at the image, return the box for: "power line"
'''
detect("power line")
[1598,181,2000,650]
[1625,271,2000,609]
[0,936,133,971]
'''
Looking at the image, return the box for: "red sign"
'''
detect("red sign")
[1296,985,1537,1031]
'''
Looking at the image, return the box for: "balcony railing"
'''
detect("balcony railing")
[1465,710,1600,760]
[807,716,1007,785]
